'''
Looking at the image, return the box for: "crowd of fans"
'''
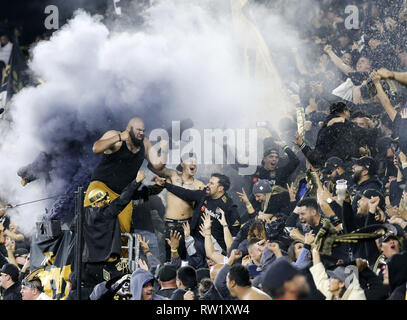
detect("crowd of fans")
[1,0,407,301]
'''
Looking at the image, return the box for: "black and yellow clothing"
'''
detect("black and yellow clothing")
[82,179,142,264]
[85,142,145,233]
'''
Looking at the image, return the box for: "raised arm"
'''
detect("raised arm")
[377,68,407,86]
[92,130,126,154]
[200,213,226,265]
[324,45,354,75]
[370,71,397,121]
[144,138,168,171]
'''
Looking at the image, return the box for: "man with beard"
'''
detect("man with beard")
[149,153,205,260]
[296,198,349,266]
[153,173,241,261]
[85,117,166,233]
[349,156,384,214]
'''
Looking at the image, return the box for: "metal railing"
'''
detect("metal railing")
[120,233,140,272]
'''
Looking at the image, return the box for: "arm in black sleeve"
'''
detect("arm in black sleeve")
[299,144,325,167]
[103,181,142,218]
[342,200,357,233]
[164,182,204,202]
[225,205,241,237]
[281,146,300,176]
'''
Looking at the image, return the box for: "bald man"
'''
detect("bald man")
[85,117,167,233]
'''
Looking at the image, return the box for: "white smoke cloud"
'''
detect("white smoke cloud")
[0,0,307,235]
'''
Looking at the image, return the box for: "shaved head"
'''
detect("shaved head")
[126,117,145,146]
[127,117,144,130]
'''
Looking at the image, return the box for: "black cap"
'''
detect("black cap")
[378,233,400,245]
[322,156,344,174]
[261,258,300,291]
[329,102,349,115]
[158,264,177,282]
[376,136,394,159]
[352,156,377,175]
[0,263,20,282]
[14,248,29,258]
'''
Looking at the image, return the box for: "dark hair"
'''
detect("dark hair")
[228,265,251,287]
[177,266,197,289]
[296,197,318,212]
[211,173,230,192]
[329,102,349,115]
[248,220,266,240]
[263,285,285,299]
[198,278,212,296]
[287,240,304,263]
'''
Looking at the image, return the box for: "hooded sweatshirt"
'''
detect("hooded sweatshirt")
[130,269,165,300]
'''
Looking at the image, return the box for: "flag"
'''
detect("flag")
[230,0,294,125]
[0,42,29,112]
[30,230,75,300]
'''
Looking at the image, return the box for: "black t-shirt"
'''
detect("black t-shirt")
[91,142,145,194]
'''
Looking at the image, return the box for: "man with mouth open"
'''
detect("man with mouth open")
[85,117,167,234]
[153,173,241,264]
[150,153,205,260]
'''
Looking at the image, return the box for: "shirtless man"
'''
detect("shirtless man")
[151,153,205,260]
[86,117,166,233]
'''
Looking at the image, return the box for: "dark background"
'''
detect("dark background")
[0,0,109,45]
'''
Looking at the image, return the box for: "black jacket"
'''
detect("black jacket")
[164,183,241,252]
[300,115,377,167]
[249,147,299,188]
[350,176,384,214]
[1,282,22,300]
[82,180,142,263]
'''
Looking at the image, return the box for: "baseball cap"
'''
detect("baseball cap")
[326,266,347,283]
[322,156,344,174]
[14,248,29,258]
[352,156,377,175]
[0,263,20,282]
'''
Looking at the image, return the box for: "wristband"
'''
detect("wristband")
[282,145,289,151]
[303,243,311,251]
[402,162,407,168]
[299,142,306,150]
[170,249,178,253]
[246,204,252,209]
[222,224,228,228]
